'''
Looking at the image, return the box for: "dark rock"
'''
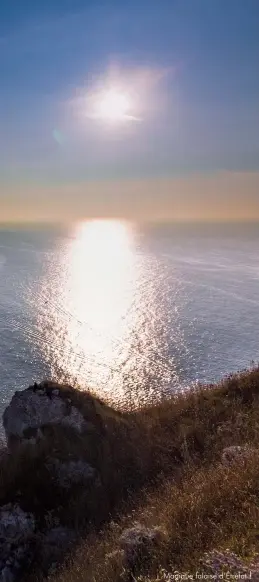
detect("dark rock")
[3,387,91,447]
[0,504,35,544]
[37,526,78,574]
[46,458,97,489]
[0,504,35,582]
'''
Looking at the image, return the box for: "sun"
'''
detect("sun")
[95,88,132,122]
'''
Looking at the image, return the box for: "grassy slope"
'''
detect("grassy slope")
[49,368,259,582]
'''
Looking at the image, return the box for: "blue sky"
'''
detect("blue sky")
[1,0,259,220]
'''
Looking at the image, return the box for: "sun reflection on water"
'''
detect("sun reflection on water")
[67,220,135,331]
[36,219,185,408]
[63,220,138,400]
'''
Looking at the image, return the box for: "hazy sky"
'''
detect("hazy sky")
[1,0,259,222]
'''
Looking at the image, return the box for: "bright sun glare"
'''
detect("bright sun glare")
[98,90,130,120]
[94,88,134,122]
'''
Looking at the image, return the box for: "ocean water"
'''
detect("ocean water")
[1,221,259,426]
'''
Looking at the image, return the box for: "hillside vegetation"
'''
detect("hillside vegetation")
[2,369,259,581]
[48,368,259,582]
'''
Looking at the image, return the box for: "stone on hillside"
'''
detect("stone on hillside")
[3,386,91,446]
[119,523,166,572]
[221,445,256,466]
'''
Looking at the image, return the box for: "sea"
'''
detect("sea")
[1,221,259,429]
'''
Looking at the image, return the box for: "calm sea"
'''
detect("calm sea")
[1,221,259,427]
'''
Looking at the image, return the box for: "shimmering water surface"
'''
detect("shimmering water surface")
[1,221,259,423]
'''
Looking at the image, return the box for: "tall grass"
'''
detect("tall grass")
[46,368,259,582]
[2,369,259,581]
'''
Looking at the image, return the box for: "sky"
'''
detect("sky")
[1,0,259,222]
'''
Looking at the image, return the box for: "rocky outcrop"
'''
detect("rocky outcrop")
[0,504,35,544]
[0,380,138,581]
[0,506,78,581]
[0,381,123,581]
[0,504,35,582]
[3,383,93,447]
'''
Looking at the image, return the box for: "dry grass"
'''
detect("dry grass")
[3,369,259,580]
[45,367,259,582]
[51,455,259,582]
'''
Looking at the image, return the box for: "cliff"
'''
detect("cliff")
[1,370,259,581]
[0,380,144,580]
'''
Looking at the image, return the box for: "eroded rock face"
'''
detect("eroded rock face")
[46,459,97,489]
[0,545,32,582]
[0,381,116,579]
[0,505,35,582]
[3,385,90,446]
[37,526,78,574]
[0,504,35,545]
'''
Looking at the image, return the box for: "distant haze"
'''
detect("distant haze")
[1,1,259,223]
[1,172,259,223]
